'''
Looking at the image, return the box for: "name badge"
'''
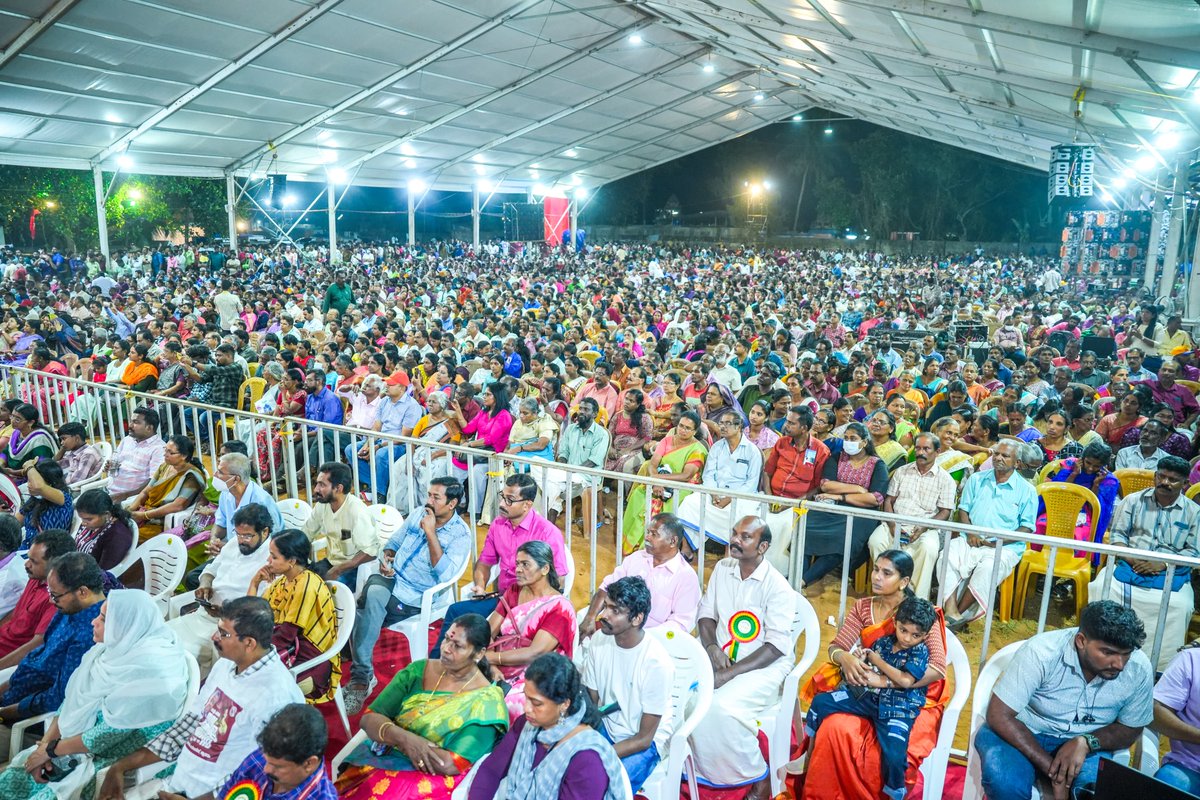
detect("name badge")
[340,529,353,541]
[804,448,817,466]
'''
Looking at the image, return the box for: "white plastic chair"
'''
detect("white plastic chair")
[370,504,405,549]
[375,551,471,664]
[917,629,971,800]
[278,497,313,529]
[112,533,187,614]
[637,629,714,800]
[289,580,355,737]
[448,747,632,800]
[760,591,823,798]
[962,641,1159,800]
[461,564,500,601]
[69,441,113,494]
[0,473,21,513]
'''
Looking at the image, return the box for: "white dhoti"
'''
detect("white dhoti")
[387,448,451,514]
[1089,565,1192,671]
[868,524,942,600]
[538,466,596,515]
[676,494,773,546]
[167,609,220,677]
[690,657,792,787]
[938,538,1021,619]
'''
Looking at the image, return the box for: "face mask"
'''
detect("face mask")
[842,440,864,456]
[211,477,229,493]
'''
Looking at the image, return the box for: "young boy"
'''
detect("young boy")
[801,596,938,800]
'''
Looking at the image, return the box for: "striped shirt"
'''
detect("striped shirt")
[1108,488,1200,559]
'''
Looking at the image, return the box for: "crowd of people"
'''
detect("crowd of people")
[0,238,1195,799]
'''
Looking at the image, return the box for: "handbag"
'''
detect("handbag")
[490,591,535,653]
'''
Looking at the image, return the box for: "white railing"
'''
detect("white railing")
[7,365,1199,670]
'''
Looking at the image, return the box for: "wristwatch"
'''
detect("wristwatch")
[1081,733,1101,753]
[45,738,60,759]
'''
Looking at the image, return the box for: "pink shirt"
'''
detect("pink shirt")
[479,509,568,592]
[452,408,514,469]
[600,550,700,634]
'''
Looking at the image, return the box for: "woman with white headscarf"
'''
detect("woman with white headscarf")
[387,390,453,514]
[0,589,191,800]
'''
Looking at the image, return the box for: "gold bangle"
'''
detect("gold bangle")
[496,652,502,665]
[378,721,395,742]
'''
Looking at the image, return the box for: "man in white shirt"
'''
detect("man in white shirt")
[691,516,797,798]
[169,503,274,675]
[1113,420,1169,470]
[213,279,243,332]
[0,516,25,618]
[709,344,744,393]
[101,596,304,800]
[582,576,674,793]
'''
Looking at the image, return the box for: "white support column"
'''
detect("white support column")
[92,165,109,260]
[569,197,579,251]
[407,187,416,246]
[1159,159,1189,299]
[1143,178,1165,289]
[1188,222,1200,319]
[225,174,238,252]
[472,186,481,252]
[327,184,339,263]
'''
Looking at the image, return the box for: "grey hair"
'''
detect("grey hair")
[1016,441,1043,468]
[519,397,541,415]
[914,432,941,451]
[220,451,252,480]
[262,361,285,380]
[425,391,448,410]
[361,374,385,394]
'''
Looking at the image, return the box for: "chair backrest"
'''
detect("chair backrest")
[1187,482,1200,503]
[278,498,313,529]
[1037,482,1100,542]
[371,504,405,547]
[646,628,714,745]
[1176,379,1200,395]
[1113,468,1154,498]
[0,474,21,513]
[969,641,1024,737]
[93,440,114,463]
[1036,458,1064,485]
[329,580,356,655]
[792,591,821,673]
[245,377,267,408]
[119,533,188,607]
[919,629,973,800]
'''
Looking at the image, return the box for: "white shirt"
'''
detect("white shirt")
[582,632,675,755]
[302,494,379,566]
[1114,446,1168,471]
[166,652,304,797]
[200,537,271,605]
[213,291,242,331]
[0,554,26,617]
[698,557,795,663]
[709,364,743,393]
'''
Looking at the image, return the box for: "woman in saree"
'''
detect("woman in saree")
[0,402,57,481]
[621,411,707,553]
[249,529,341,703]
[605,388,654,474]
[0,318,44,367]
[929,417,974,484]
[506,398,559,466]
[852,381,887,422]
[1118,402,1195,459]
[387,391,453,514]
[648,371,684,436]
[484,541,577,720]
[1095,387,1149,448]
[792,550,949,800]
[126,434,207,543]
[334,613,508,800]
[0,589,191,800]
[151,340,190,398]
[795,423,890,587]
[74,488,135,571]
[865,408,908,473]
[696,381,744,440]
[234,360,284,452]
[256,367,307,482]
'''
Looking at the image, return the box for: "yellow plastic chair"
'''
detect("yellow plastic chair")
[1113,468,1154,498]
[246,362,259,378]
[1036,459,1065,485]
[1186,482,1200,503]
[578,351,600,369]
[1177,379,1200,395]
[221,378,267,437]
[1012,483,1100,620]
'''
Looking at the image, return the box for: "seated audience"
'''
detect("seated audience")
[676,408,764,545]
[0,528,76,669]
[605,388,654,473]
[1089,455,1200,670]
[74,487,135,570]
[975,601,1152,800]
[940,440,1036,629]
[621,410,707,553]
[126,434,208,543]
[469,652,627,800]
[54,421,102,486]
[1113,418,1169,470]
[99,596,304,800]
[385,389,453,513]
[170,503,273,674]
[539,397,609,526]
[107,406,167,504]
[581,576,674,793]
[0,589,191,800]
[345,370,423,500]
[484,540,577,719]
[447,381,514,515]
[795,550,949,798]
[867,433,956,600]
[249,529,340,702]
[15,459,73,548]
[0,551,106,724]
[762,407,830,576]
[346,476,471,713]
[202,704,337,800]
[1151,641,1200,793]
[0,403,57,480]
[335,614,508,800]
[301,461,377,589]
[1037,442,1119,563]
[580,512,699,639]
[691,516,796,799]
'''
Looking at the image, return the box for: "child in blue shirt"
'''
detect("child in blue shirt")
[802,596,938,800]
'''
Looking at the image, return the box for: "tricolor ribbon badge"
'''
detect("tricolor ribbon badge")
[724,610,762,663]
[224,781,262,800]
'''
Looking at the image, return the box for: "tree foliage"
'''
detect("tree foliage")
[0,166,247,252]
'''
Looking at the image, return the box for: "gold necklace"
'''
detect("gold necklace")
[433,666,477,694]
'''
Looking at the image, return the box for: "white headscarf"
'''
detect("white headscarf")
[56,589,190,738]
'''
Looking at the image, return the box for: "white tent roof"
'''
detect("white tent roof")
[1,0,1197,192]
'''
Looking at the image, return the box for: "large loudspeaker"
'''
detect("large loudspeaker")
[1048,145,1094,204]
[502,202,545,241]
[269,174,288,208]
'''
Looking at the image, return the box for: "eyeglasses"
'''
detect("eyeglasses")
[498,494,529,505]
[47,586,76,601]
[717,420,740,428]
[214,627,243,640]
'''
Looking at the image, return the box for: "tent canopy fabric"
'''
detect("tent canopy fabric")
[1,0,1197,191]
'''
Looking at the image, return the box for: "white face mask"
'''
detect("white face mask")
[842,440,864,456]
[211,477,229,493]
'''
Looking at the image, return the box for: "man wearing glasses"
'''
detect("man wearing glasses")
[1088,455,1200,670]
[676,409,763,548]
[429,472,567,658]
[169,504,274,675]
[0,551,106,725]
